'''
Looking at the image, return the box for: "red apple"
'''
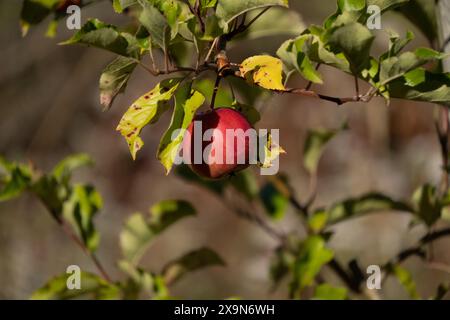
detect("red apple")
[183,108,254,179]
[56,0,81,13]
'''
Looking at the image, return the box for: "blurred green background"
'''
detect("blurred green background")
[0,0,449,299]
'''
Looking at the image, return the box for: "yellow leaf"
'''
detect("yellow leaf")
[240,55,285,90]
[259,133,286,168]
[117,79,180,160]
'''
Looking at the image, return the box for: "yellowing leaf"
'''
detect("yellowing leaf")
[259,133,286,168]
[240,55,285,90]
[157,83,205,174]
[117,79,180,160]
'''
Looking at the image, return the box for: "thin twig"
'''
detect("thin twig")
[204,38,219,64]
[224,7,271,41]
[59,220,112,282]
[210,75,222,109]
[354,76,360,97]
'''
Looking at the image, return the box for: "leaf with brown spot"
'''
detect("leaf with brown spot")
[240,55,285,90]
[100,56,137,110]
[117,79,181,160]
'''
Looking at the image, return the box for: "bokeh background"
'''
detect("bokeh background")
[0,0,449,299]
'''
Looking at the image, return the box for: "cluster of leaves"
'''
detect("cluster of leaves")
[21,0,449,176]
[0,155,223,299]
[277,0,450,105]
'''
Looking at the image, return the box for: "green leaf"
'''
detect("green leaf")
[229,170,259,201]
[99,57,138,110]
[157,82,205,174]
[277,35,324,84]
[380,30,415,61]
[138,1,171,50]
[308,210,329,233]
[120,200,196,264]
[367,0,409,12]
[259,180,289,220]
[387,71,450,106]
[60,19,140,58]
[193,79,234,107]
[392,265,420,299]
[412,184,441,226]
[230,101,261,125]
[270,247,294,289]
[328,192,412,225]
[32,175,66,218]
[113,0,139,14]
[380,48,447,84]
[31,271,120,300]
[303,125,344,174]
[338,0,366,12]
[327,22,375,74]
[290,236,334,295]
[117,78,180,160]
[112,0,124,13]
[20,0,60,36]
[118,260,153,298]
[216,0,289,23]
[203,14,228,40]
[63,184,103,252]
[0,158,32,202]
[240,55,286,90]
[162,247,225,284]
[313,283,348,300]
[52,153,93,182]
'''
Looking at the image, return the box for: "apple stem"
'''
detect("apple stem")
[210,75,222,110]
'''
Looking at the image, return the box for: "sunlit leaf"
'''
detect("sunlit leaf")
[258,131,286,169]
[117,79,180,160]
[290,236,334,295]
[313,283,348,300]
[328,192,412,225]
[392,265,420,299]
[31,271,120,300]
[158,83,205,174]
[52,153,93,182]
[62,184,103,252]
[0,158,33,202]
[240,55,285,90]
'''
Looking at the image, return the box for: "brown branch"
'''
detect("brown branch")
[59,219,112,282]
[382,228,450,276]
